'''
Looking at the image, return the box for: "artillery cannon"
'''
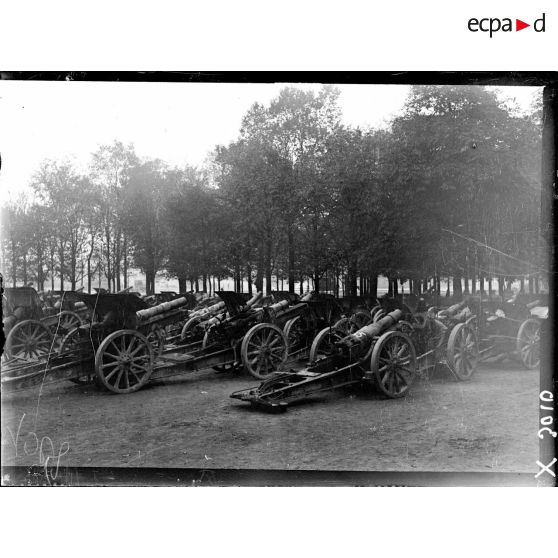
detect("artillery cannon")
[231,302,479,412]
[2,287,86,362]
[448,294,545,370]
[278,293,345,358]
[1,290,290,395]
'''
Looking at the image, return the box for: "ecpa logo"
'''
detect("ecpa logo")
[468,13,546,37]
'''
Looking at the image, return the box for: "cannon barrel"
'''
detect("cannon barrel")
[340,309,402,350]
[245,291,263,308]
[191,300,227,319]
[439,300,468,318]
[267,299,290,314]
[273,301,307,322]
[136,296,194,323]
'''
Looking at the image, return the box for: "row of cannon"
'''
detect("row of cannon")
[1,287,544,412]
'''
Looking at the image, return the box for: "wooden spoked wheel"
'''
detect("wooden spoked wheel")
[180,316,205,341]
[332,317,351,335]
[59,327,96,384]
[446,323,478,381]
[283,316,307,355]
[241,323,288,379]
[52,311,83,336]
[351,310,371,329]
[4,320,54,362]
[516,318,540,369]
[370,331,416,398]
[309,326,345,363]
[94,330,154,394]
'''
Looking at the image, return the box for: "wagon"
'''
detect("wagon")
[231,305,478,412]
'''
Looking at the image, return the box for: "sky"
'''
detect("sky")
[0,81,541,200]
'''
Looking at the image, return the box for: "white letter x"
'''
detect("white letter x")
[535,458,557,478]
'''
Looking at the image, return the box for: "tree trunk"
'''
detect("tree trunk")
[265,239,272,296]
[59,244,65,291]
[463,272,470,294]
[288,228,295,293]
[246,265,253,295]
[115,230,122,292]
[498,277,505,297]
[123,236,128,289]
[22,253,28,285]
[528,275,534,294]
[10,237,17,287]
[50,249,55,291]
[452,275,462,297]
[178,275,187,293]
[479,273,486,294]
[369,275,378,299]
[313,270,320,294]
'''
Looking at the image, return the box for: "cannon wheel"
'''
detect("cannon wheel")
[95,330,154,394]
[446,323,478,381]
[351,310,371,330]
[283,316,307,354]
[241,323,288,380]
[333,317,351,335]
[51,310,83,336]
[309,326,345,363]
[60,327,96,384]
[4,319,54,361]
[516,318,540,369]
[180,316,205,341]
[371,331,416,398]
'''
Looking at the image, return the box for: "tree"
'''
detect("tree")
[90,141,139,291]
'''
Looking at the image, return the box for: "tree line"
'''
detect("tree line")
[0,85,545,298]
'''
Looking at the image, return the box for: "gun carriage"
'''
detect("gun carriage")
[231,304,479,412]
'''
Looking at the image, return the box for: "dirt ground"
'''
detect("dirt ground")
[1,359,539,476]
